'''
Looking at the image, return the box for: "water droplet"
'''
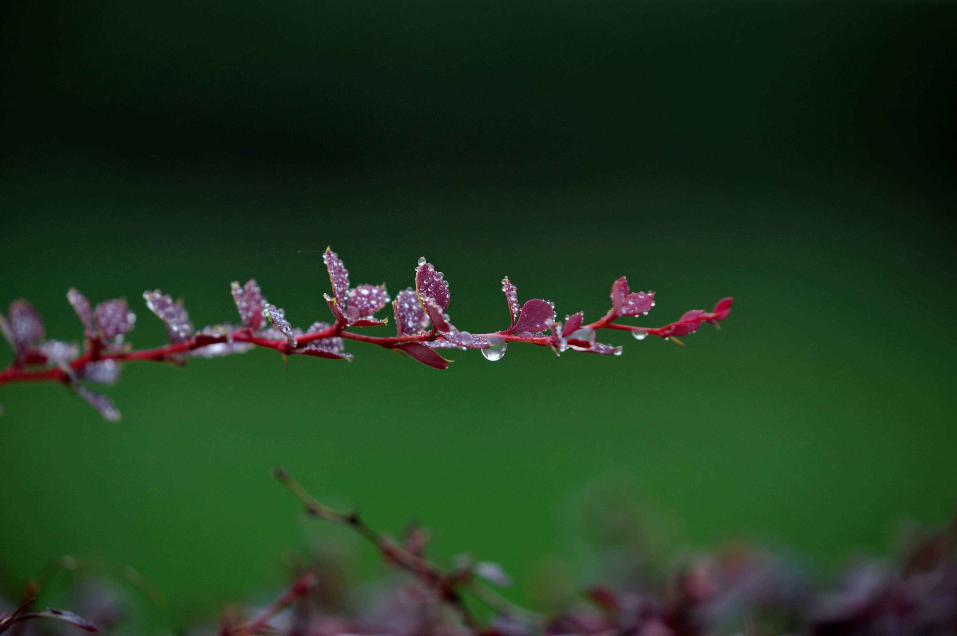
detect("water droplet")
[482,336,507,361]
[632,331,648,340]
[417,257,427,266]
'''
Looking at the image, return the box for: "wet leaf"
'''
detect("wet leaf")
[510,299,556,334]
[346,284,390,320]
[394,288,429,335]
[262,304,297,345]
[396,343,450,370]
[231,279,266,331]
[415,259,450,311]
[501,277,521,327]
[67,288,95,337]
[323,248,350,310]
[94,300,135,342]
[144,291,194,344]
[610,277,655,317]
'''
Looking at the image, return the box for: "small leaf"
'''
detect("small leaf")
[39,340,80,364]
[14,609,99,632]
[4,300,45,358]
[422,299,452,333]
[349,316,388,328]
[396,343,450,370]
[298,321,352,360]
[191,325,254,358]
[562,312,584,337]
[711,297,733,321]
[394,288,429,335]
[415,259,450,311]
[510,299,556,334]
[501,277,521,327]
[144,291,194,344]
[75,384,121,422]
[475,561,512,587]
[262,304,297,345]
[231,279,266,331]
[323,294,347,325]
[67,288,95,337]
[346,284,390,320]
[610,277,655,317]
[323,248,350,310]
[80,360,121,385]
[94,300,135,342]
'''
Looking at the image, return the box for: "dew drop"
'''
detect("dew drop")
[482,336,507,361]
[417,257,427,266]
[632,331,648,340]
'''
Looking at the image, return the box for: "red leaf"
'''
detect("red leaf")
[393,288,429,335]
[610,277,655,317]
[415,259,450,311]
[509,299,556,334]
[231,279,266,331]
[396,343,450,370]
[561,312,584,337]
[323,248,350,310]
[500,277,520,328]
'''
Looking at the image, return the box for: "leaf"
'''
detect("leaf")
[346,284,390,321]
[67,288,95,337]
[323,294,347,325]
[39,340,80,364]
[143,291,194,344]
[610,277,655,317]
[13,609,99,632]
[509,299,556,334]
[393,288,429,335]
[415,259,450,311]
[75,384,121,422]
[711,297,733,321]
[396,343,450,370]
[80,360,122,385]
[298,321,352,360]
[4,300,45,358]
[94,299,135,341]
[562,312,584,337]
[323,248,350,310]
[501,277,521,327]
[422,299,452,333]
[475,561,512,587]
[262,304,297,345]
[191,325,254,358]
[231,279,266,331]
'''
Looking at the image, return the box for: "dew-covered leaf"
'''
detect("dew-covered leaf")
[415,259,450,311]
[144,291,194,344]
[396,342,450,370]
[501,277,521,327]
[394,288,429,335]
[298,321,352,360]
[349,317,388,327]
[586,342,623,356]
[13,609,99,632]
[550,322,568,354]
[67,288,95,337]
[94,300,135,341]
[346,284,389,321]
[40,341,80,364]
[80,360,122,385]
[4,300,45,357]
[323,294,347,325]
[611,277,655,317]
[323,248,350,310]
[75,384,121,422]
[509,299,556,334]
[231,279,266,331]
[441,330,490,349]
[562,312,584,337]
[422,299,452,333]
[475,561,512,587]
[262,304,297,345]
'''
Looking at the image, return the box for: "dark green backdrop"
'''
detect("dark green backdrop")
[2,0,956,628]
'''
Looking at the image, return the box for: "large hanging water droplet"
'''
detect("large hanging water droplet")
[632,330,648,340]
[482,336,507,361]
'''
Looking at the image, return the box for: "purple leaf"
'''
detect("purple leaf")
[143,291,194,344]
[349,317,388,327]
[510,299,556,334]
[501,277,521,327]
[397,343,450,370]
[550,322,567,354]
[94,300,135,342]
[440,330,490,349]
[67,288,95,337]
[422,299,452,333]
[231,279,266,331]
[12,609,99,632]
[323,248,350,310]
[191,325,254,358]
[611,277,655,317]
[80,360,122,385]
[3,300,45,358]
[298,321,352,360]
[475,561,512,587]
[562,312,584,337]
[586,342,623,356]
[415,258,450,311]
[262,304,297,345]
[346,284,390,321]
[323,294,347,325]
[75,384,121,422]
[394,288,429,335]
[39,340,80,364]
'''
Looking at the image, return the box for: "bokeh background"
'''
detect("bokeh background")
[2,0,956,629]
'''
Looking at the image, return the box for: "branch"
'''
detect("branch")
[0,248,733,420]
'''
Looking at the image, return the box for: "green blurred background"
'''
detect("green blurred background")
[2,0,956,628]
